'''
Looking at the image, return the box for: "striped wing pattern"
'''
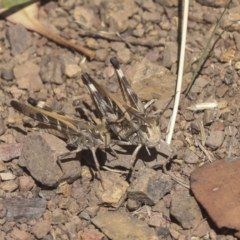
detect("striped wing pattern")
[82,57,161,148]
[82,73,141,141]
[11,98,113,185]
[10,100,110,150]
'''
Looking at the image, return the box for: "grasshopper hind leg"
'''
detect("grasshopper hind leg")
[57,147,106,189]
[90,147,106,190]
[108,144,119,160]
[126,144,143,182]
[129,144,143,171]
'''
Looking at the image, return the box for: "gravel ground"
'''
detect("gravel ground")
[0,0,240,239]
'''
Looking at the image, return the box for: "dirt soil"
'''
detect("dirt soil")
[0,0,240,239]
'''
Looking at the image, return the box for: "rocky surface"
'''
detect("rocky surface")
[0,0,239,239]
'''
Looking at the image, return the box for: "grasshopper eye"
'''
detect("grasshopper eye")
[72,99,81,107]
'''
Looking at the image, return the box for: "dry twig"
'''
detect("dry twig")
[78,29,165,47]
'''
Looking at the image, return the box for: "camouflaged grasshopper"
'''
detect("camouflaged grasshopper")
[82,57,173,169]
[11,98,114,183]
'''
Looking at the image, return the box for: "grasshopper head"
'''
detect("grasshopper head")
[92,125,111,147]
[144,117,161,147]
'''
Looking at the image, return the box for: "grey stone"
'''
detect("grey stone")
[7,24,32,56]
[127,168,172,205]
[170,192,202,229]
[3,198,47,221]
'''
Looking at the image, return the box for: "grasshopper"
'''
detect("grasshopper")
[10,98,113,183]
[82,57,174,170]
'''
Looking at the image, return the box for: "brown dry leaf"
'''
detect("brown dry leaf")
[0,2,95,59]
[191,159,240,238]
